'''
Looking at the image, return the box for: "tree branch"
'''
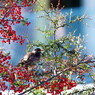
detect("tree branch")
[66,87,95,95]
[18,68,70,95]
[18,56,95,95]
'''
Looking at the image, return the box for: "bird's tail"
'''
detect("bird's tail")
[17,61,25,67]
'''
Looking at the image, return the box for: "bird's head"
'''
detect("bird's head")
[32,48,43,54]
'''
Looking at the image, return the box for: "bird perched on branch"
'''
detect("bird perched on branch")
[17,48,43,67]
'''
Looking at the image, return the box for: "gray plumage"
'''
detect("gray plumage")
[17,48,42,67]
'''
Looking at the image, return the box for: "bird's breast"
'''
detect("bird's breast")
[23,54,29,61]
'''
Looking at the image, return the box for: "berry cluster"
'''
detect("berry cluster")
[45,76,77,95]
[0,0,31,44]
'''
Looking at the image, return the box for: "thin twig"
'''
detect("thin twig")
[57,0,60,9]
[2,8,12,20]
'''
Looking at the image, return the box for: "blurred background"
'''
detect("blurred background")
[1,0,95,83]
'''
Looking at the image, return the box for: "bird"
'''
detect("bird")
[17,48,43,67]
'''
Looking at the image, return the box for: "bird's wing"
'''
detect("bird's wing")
[23,52,31,61]
[18,51,40,67]
[18,52,33,63]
